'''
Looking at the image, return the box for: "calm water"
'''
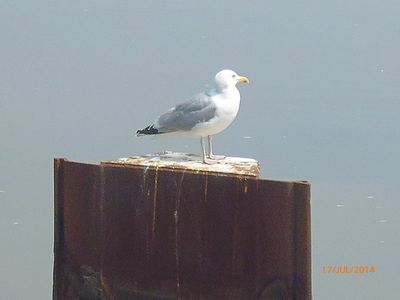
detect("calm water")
[1,1,399,299]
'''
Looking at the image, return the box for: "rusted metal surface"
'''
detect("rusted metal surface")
[54,158,311,300]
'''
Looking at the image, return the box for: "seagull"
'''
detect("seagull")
[136,69,249,164]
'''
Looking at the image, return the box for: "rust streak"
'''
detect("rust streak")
[99,165,107,297]
[142,166,150,264]
[174,171,185,299]
[243,178,248,194]
[204,174,208,203]
[142,166,150,202]
[152,167,158,241]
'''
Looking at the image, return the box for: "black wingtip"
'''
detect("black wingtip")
[136,125,160,135]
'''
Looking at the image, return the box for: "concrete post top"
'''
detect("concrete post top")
[102,151,260,177]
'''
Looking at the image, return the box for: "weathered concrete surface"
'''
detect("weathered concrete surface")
[103,151,260,177]
[54,157,311,300]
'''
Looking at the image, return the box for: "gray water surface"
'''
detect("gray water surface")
[1,1,399,299]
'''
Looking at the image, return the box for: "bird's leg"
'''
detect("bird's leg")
[201,137,218,164]
[207,135,226,160]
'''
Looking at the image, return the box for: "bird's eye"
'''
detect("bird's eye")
[232,74,236,78]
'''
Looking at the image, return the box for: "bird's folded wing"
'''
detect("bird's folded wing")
[156,92,217,131]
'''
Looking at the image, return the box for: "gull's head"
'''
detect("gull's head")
[214,69,249,90]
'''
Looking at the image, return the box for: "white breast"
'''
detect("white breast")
[190,87,241,137]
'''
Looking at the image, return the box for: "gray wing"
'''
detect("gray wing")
[156,92,217,132]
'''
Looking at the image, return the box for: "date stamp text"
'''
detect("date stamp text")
[322,265,376,274]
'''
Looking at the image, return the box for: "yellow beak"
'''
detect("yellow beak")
[237,76,249,84]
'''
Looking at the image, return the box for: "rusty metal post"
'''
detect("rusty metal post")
[53,157,311,299]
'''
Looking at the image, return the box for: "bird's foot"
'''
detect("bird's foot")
[208,154,226,160]
[203,158,219,165]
